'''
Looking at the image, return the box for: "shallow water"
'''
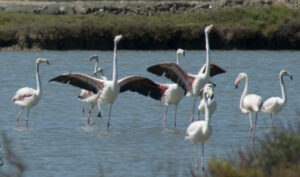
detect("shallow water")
[0,50,299,176]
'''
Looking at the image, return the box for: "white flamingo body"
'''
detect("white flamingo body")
[79,91,99,105]
[100,80,120,103]
[162,83,185,105]
[261,70,292,119]
[185,83,213,172]
[235,72,263,147]
[242,94,262,113]
[13,87,41,108]
[12,58,49,127]
[185,120,212,143]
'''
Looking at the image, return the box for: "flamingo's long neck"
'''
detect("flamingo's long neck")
[112,42,118,83]
[36,62,41,95]
[203,94,211,126]
[279,73,287,104]
[203,31,210,78]
[240,77,249,113]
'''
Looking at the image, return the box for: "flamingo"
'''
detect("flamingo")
[234,73,263,147]
[197,82,216,120]
[261,70,293,124]
[185,83,213,173]
[12,58,50,127]
[147,24,226,122]
[78,68,105,125]
[49,35,175,131]
[148,48,186,127]
[79,55,104,121]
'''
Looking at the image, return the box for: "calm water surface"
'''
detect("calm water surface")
[0,50,299,176]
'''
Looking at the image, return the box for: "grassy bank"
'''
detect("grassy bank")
[0,6,299,50]
[207,125,300,177]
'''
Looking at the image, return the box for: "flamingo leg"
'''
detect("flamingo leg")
[82,107,85,117]
[16,107,24,127]
[197,110,201,121]
[194,144,199,174]
[87,105,92,125]
[107,104,113,131]
[174,104,178,127]
[25,108,30,128]
[201,143,205,171]
[252,112,258,146]
[270,114,273,127]
[163,106,168,127]
[190,98,197,122]
[97,100,102,119]
[90,105,95,125]
[246,111,253,148]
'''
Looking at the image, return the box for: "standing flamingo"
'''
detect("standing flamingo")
[197,82,216,120]
[261,70,293,123]
[12,58,50,127]
[79,55,105,124]
[234,73,263,147]
[185,83,213,173]
[79,55,104,118]
[148,48,186,127]
[147,24,226,122]
[50,35,176,131]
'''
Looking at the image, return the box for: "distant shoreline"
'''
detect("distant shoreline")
[0,0,298,15]
[0,1,299,50]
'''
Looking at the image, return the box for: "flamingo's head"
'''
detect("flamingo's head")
[205,24,214,34]
[280,70,293,81]
[90,55,99,62]
[94,68,104,77]
[36,58,49,65]
[200,82,216,99]
[176,48,185,56]
[114,35,123,44]
[234,72,247,88]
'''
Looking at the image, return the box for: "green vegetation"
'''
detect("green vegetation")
[0,6,299,50]
[207,126,300,177]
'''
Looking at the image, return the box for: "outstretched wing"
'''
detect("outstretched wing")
[147,62,192,90]
[49,73,104,94]
[118,75,165,101]
[198,63,226,77]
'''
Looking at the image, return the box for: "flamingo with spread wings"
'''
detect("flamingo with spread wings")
[147,25,226,122]
[50,35,181,131]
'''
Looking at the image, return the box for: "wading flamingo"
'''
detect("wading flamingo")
[149,48,186,127]
[185,83,213,173]
[79,55,104,119]
[50,35,174,131]
[234,73,263,147]
[12,58,50,127]
[147,24,226,122]
[197,82,216,120]
[78,68,105,125]
[261,70,293,124]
